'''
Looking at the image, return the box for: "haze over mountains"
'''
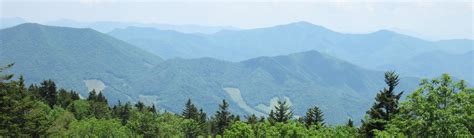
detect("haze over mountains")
[109,21,474,82]
[0,22,471,125]
[0,17,239,34]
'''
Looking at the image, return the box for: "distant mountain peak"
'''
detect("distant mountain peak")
[372,29,397,35]
[13,22,42,28]
[10,23,95,32]
[282,21,326,29]
[289,21,315,26]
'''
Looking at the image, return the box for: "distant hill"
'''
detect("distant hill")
[0,23,163,102]
[108,21,473,81]
[45,19,239,34]
[378,51,474,82]
[130,50,419,125]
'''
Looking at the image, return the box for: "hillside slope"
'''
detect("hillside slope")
[132,51,419,124]
[0,23,163,101]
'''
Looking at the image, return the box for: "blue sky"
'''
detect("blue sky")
[1,0,472,40]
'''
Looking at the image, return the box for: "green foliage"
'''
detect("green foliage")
[66,118,132,137]
[0,63,14,82]
[156,112,185,136]
[39,80,57,108]
[304,105,325,128]
[273,121,307,137]
[21,101,51,137]
[361,71,403,136]
[67,100,91,120]
[307,125,359,137]
[269,99,293,124]
[57,89,75,108]
[126,110,159,137]
[383,74,473,136]
[346,118,354,128]
[214,99,231,136]
[180,119,201,137]
[182,99,199,120]
[246,114,258,125]
[1,68,471,137]
[252,121,279,137]
[46,107,76,136]
[224,121,254,137]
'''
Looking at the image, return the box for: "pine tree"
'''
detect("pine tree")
[182,99,199,120]
[87,90,97,101]
[269,99,293,123]
[17,75,25,95]
[304,106,324,128]
[361,71,403,136]
[39,80,57,107]
[87,90,109,119]
[0,63,14,82]
[197,108,208,136]
[347,118,354,128]
[246,114,258,124]
[135,101,145,112]
[97,91,107,103]
[148,104,157,113]
[198,108,207,124]
[119,102,132,125]
[215,99,231,136]
[70,91,80,100]
[57,88,73,108]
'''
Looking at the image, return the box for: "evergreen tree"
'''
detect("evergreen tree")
[87,90,97,101]
[17,75,25,95]
[70,91,80,100]
[304,106,324,128]
[214,99,231,136]
[135,101,145,112]
[361,71,403,137]
[182,99,199,120]
[0,74,24,135]
[269,99,293,124]
[87,90,110,119]
[148,104,157,113]
[347,118,354,128]
[0,63,14,82]
[246,114,258,124]
[57,88,73,108]
[97,91,107,103]
[39,80,57,107]
[120,102,132,125]
[197,108,208,136]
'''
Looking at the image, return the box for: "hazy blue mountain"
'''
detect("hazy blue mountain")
[0,23,163,102]
[45,19,239,33]
[107,26,212,59]
[378,51,474,82]
[433,39,474,54]
[108,21,473,81]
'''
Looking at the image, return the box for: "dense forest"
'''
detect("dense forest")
[1,63,473,137]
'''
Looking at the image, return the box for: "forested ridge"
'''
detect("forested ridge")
[1,64,473,137]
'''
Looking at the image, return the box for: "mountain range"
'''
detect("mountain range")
[0,17,239,34]
[1,22,470,125]
[108,21,473,82]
